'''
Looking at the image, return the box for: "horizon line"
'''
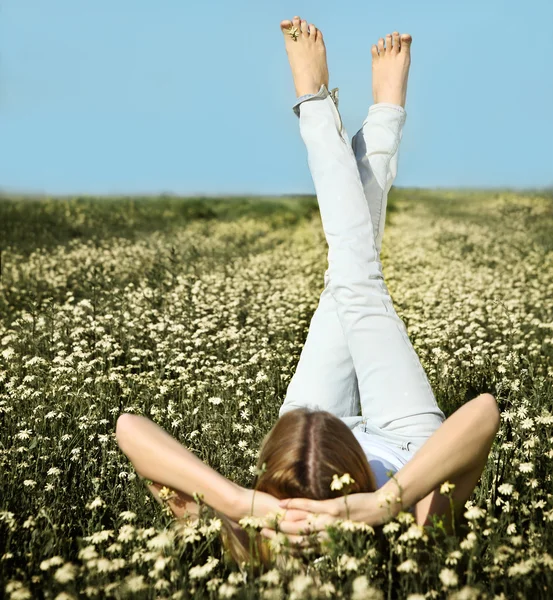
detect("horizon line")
[1,184,552,200]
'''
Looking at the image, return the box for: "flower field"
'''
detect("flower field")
[1,190,552,599]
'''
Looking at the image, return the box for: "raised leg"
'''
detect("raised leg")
[285,27,412,251]
[280,23,405,426]
[279,18,445,451]
[279,17,363,426]
[351,103,405,255]
[279,22,430,443]
[300,85,444,451]
[279,284,363,430]
[352,31,412,255]
[280,100,406,429]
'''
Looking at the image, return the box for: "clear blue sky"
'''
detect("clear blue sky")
[1,0,552,196]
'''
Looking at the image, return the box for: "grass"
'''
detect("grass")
[1,189,552,599]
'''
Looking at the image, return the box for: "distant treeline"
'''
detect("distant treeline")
[0,195,322,254]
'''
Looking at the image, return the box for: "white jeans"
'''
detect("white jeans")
[279,85,445,453]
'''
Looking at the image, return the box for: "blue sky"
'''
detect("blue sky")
[1,0,552,196]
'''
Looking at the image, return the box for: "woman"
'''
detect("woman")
[116,16,501,567]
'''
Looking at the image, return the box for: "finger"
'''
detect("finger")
[280,509,312,522]
[262,508,309,528]
[260,527,276,539]
[277,520,313,536]
[279,498,323,512]
[287,529,330,548]
[261,528,309,547]
[278,513,334,535]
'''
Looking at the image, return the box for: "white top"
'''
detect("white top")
[351,429,413,490]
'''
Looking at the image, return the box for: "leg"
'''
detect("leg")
[279,285,363,429]
[286,21,445,451]
[278,17,361,428]
[292,44,406,258]
[303,91,444,450]
[321,94,406,294]
[280,96,405,427]
[351,102,405,255]
[279,24,406,428]
[351,32,409,256]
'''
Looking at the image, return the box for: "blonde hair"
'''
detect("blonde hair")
[219,408,377,570]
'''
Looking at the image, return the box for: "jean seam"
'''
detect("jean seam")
[349,375,360,418]
[374,184,386,241]
[350,128,385,253]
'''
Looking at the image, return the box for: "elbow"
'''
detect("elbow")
[116,413,138,452]
[478,393,501,437]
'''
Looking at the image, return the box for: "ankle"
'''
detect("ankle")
[296,85,323,97]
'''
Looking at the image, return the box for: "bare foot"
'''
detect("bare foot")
[371,32,412,107]
[280,16,329,98]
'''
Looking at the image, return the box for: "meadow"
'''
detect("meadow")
[1,189,552,600]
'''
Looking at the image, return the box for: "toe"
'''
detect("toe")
[400,33,413,51]
[292,16,301,28]
[371,44,379,58]
[377,37,385,53]
[392,31,400,53]
[385,33,392,52]
[280,19,293,33]
[309,23,317,41]
[300,19,309,38]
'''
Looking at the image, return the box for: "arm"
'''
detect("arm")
[268,393,500,540]
[116,414,282,523]
[353,393,501,526]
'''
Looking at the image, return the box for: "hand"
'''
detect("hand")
[260,496,343,548]
[259,491,394,548]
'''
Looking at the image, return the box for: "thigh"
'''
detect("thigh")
[336,288,445,445]
[279,281,361,422]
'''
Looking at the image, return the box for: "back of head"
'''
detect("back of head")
[219,408,377,570]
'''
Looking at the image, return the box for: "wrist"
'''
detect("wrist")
[374,481,405,521]
[345,490,402,526]
[223,485,250,522]
[342,493,369,522]
[229,486,283,523]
